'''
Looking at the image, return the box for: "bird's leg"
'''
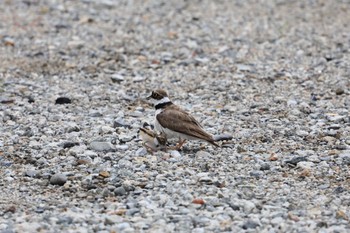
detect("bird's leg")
[143,142,155,154]
[175,139,187,150]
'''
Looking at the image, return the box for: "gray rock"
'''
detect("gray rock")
[114,186,127,196]
[126,208,139,216]
[105,215,122,225]
[50,174,67,186]
[170,150,182,159]
[260,163,270,171]
[242,219,260,229]
[118,133,133,143]
[115,145,129,150]
[111,74,124,83]
[297,161,314,169]
[135,147,147,156]
[25,169,40,178]
[90,141,115,152]
[113,117,128,128]
[250,170,264,178]
[285,156,308,166]
[195,151,211,159]
[296,130,309,137]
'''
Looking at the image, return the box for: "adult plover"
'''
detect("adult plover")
[147,89,219,149]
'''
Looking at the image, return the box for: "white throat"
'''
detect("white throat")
[155,97,171,106]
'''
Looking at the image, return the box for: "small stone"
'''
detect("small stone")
[260,163,270,171]
[197,173,213,184]
[0,96,15,104]
[288,212,300,222]
[62,141,79,149]
[126,208,139,216]
[119,134,133,143]
[25,169,40,178]
[115,145,129,150]
[242,219,260,229]
[299,102,311,114]
[84,150,98,158]
[55,97,72,104]
[66,123,80,133]
[114,187,127,196]
[297,161,314,170]
[99,171,110,178]
[50,174,67,186]
[113,118,128,128]
[250,170,263,178]
[90,141,115,152]
[99,126,115,134]
[195,151,211,159]
[271,217,284,226]
[285,156,307,166]
[76,159,91,165]
[133,76,146,82]
[34,207,45,213]
[333,186,346,194]
[319,183,330,189]
[299,168,311,177]
[135,148,147,156]
[326,114,345,123]
[241,200,256,213]
[3,36,15,46]
[170,150,182,159]
[335,88,345,95]
[115,222,131,232]
[105,215,122,225]
[130,111,143,117]
[111,74,124,83]
[336,210,348,220]
[269,153,278,161]
[56,216,73,225]
[287,99,298,107]
[296,130,309,137]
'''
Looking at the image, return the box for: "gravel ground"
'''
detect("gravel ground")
[1,0,350,232]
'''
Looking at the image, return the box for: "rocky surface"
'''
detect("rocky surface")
[1,0,350,232]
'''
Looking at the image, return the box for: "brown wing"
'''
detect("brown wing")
[156,107,218,146]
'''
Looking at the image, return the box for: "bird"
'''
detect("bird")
[139,122,167,153]
[147,89,219,149]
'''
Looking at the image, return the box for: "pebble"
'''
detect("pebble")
[62,141,79,149]
[135,148,147,156]
[114,187,127,196]
[113,117,128,128]
[260,163,270,171]
[104,215,122,225]
[118,134,133,143]
[242,219,260,229]
[25,170,40,178]
[111,74,125,83]
[115,145,129,150]
[285,157,308,166]
[297,161,314,170]
[170,150,182,159]
[90,141,115,152]
[2,1,350,232]
[195,151,211,159]
[55,97,72,104]
[50,174,67,186]
[335,88,345,95]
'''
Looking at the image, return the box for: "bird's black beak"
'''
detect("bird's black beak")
[146,95,152,100]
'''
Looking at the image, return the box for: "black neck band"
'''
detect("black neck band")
[155,102,173,109]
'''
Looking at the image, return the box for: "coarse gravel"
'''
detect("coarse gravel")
[1,0,350,232]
